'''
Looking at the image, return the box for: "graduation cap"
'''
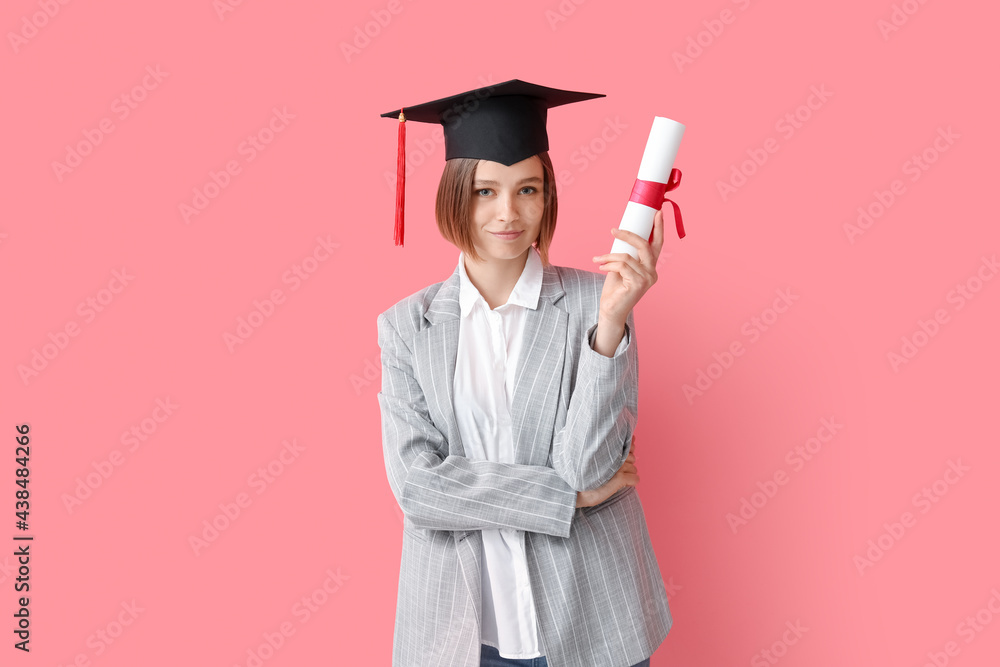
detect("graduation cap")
[381,79,605,246]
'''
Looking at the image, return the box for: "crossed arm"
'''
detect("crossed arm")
[377,308,638,540]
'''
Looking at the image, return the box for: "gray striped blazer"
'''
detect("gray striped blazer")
[377,259,673,667]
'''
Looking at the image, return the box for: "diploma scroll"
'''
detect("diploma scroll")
[611,116,685,259]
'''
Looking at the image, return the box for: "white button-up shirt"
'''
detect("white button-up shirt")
[453,245,630,659]
[453,245,545,659]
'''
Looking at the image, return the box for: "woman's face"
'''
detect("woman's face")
[468,155,544,264]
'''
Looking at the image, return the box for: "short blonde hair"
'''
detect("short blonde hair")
[435,152,558,266]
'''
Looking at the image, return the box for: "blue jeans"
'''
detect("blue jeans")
[480,643,651,667]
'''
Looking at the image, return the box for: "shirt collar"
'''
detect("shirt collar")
[457,245,543,318]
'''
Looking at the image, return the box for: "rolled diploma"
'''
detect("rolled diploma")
[610,116,685,259]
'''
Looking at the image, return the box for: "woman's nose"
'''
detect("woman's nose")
[496,193,518,221]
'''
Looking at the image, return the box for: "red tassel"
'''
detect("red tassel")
[394,110,406,246]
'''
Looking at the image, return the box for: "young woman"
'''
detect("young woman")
[378,80,674,667]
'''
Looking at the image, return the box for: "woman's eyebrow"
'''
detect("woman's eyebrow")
[473,177,543,186]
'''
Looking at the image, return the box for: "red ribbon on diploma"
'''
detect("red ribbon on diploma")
[628,168,685,241]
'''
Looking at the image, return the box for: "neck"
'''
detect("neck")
[463,248,530,311]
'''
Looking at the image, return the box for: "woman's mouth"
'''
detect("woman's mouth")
[490,231,523,240]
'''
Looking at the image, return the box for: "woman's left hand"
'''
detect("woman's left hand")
[591,207,665,326]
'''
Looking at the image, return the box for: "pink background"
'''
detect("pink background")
[2,0,998,665]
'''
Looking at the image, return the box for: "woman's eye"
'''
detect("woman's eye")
[520,186,537,195]
[476,188,493,196]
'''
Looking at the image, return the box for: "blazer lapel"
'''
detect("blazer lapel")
[414,265,465,457]
[510,267,567,466]
[416,260,567,467]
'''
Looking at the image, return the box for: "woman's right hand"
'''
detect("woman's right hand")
[576,434,639,508]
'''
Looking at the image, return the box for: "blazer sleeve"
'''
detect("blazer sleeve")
[377,312,578,538]
[550,309,638,492]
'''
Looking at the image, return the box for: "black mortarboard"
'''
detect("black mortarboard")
[381,79,604,246]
